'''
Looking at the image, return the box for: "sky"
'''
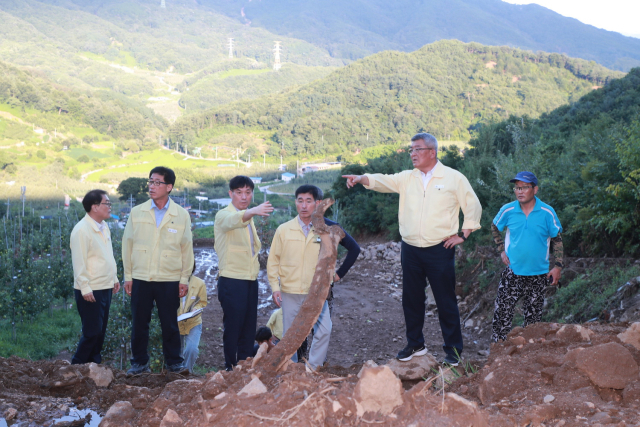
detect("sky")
[502,0,640,38]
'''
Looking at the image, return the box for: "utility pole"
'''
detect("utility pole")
[273,41,282,71]
[248,154,251,166]
[228,38,234,59]
[128,195,135,212]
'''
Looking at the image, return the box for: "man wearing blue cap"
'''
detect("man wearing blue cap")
[490,171,563,342]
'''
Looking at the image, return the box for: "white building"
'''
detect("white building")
[281,172,295,182]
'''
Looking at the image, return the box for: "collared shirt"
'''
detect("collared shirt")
[235,206,256,256]
[297,216,312,238]
[493,196,563,276]
[364,162,482,247]
[214,204,261,280]
[420,161,440,189]
[91,216,106,237]
[150,198,170,228]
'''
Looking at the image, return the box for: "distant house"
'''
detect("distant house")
[281,173,295,183]
[278,164,287,171]
[208,198,232,207]
[250,177,262,184]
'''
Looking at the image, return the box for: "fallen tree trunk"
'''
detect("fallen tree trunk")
[256,198,345,373]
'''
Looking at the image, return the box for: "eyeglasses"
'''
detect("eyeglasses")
[100,202,112,207]
[148,180,167,187]
[408,147,433,154]
[513,186,533,192]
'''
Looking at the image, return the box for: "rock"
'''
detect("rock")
[214,392,227,400]
[556,324,593,342]
[478,366,531,404]
[617,322,640,351]
[252,342,269,368]
[3,407,17,421]
[238,376,267,397]
[159,409,183,427]
[357,360,379,378]
[543,395,555,403]
[100,401,136,427]
[623,381,640,405]
[353,366,403,416]
[575,342,639,389]
[87,363,113,387]
[385,354,438,380]
[589,411,612,424]
[441,393,488,426]
[159,380,202,404]
[464,319,474,328]
[477,350,490,357]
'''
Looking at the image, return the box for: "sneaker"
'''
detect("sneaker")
[166,363,189,375]
[442,354,461,367]
[126,362,150,376]
[396,345,428,362]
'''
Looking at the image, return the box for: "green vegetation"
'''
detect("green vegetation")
[544,263,640,323]
[209,0,640,71]
[174,41,621,159]
[193,226,214,239]
[332,67,640,258]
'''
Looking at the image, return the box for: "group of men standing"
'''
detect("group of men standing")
[70,131,563,373]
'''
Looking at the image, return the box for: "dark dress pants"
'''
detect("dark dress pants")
[72,288,112,364]
[130,279,183,366]
[217,276,258,370]
[401,241,463,357]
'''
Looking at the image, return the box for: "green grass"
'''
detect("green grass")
[67,147,111,160]
[0,306,81,360]
[193,226,214,239]
[213,68,271,80]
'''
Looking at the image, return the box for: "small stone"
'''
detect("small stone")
[160,409,183,427]
[3,408,18,421]
[464,319,474,328]
[214,392,227,400]
[426,311,434,317]
[354,366,403,416]
[585,401,595,409]
[544,394,555,403]
[238,376,267,397]
[88,362,114,387]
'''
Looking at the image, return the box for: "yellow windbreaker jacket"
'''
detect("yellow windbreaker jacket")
[178,275,208,335]
[70,215,118,295]
[267,216,323,295]
[122,199,194,285]
[214,204,261,281]
[364,162,482,247]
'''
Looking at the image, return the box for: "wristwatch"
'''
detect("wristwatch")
[457,231,467,241]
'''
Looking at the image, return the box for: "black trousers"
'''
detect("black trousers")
[217,276,258,370]
[130,279,183,367]
[401,241,463,357]
[72,289,112,364]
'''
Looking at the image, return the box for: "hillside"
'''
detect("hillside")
[173,40,623,159]
[209,0,640,71]
[332,67,640,257]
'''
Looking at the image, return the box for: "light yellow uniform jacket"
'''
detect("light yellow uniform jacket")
[364,162,482,247]
[70,215,118,296]
[122,199,194,285]
[178,275,208,335]
[267,216,323,295]
[267,308,283,340]
[214,204,261,281]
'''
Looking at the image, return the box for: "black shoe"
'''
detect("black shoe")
[166,363,189,375]
[396,345,428,362]
[442,354,461,367]
[126,363,150,376]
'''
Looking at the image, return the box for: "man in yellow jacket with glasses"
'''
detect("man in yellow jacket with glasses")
[343,133,481,366]
[123,166,194,375]
[214,175,273,371]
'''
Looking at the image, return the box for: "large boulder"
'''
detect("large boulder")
[87,363,113,388]
[617,322,640,351]
[575,342,639,389]
[353,366,403,416]
[556,324,594,342]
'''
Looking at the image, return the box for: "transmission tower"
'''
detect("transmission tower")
[160,0,166,8]
[228,38,234,58]
[273,41,282,71]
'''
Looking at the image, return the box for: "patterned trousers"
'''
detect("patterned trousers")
[491,267,549,342]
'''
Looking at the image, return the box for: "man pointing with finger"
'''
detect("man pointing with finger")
[343,132,482,366]
[490,171,563,342]
[215,175,274,371]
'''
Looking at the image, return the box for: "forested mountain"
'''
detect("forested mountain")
[209,0,640,71]
[172,41,623,159]
[332,67,640,257]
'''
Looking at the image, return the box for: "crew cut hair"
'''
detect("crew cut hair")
[295,185,323,201]
[411,132,438,153]
[82,189,108,213]
[229,175,255,191]
[255,326,272,343]
[149,166,176,186]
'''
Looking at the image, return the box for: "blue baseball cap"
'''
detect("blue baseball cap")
[510,171,538,186]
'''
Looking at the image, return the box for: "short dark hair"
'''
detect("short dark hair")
[229,175,254,191]
[82,189,108,213]
[149,166,176,186]
[295,185,323,201]
[255,326,272,343]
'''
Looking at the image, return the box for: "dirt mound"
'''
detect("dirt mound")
[3,322,639,426]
